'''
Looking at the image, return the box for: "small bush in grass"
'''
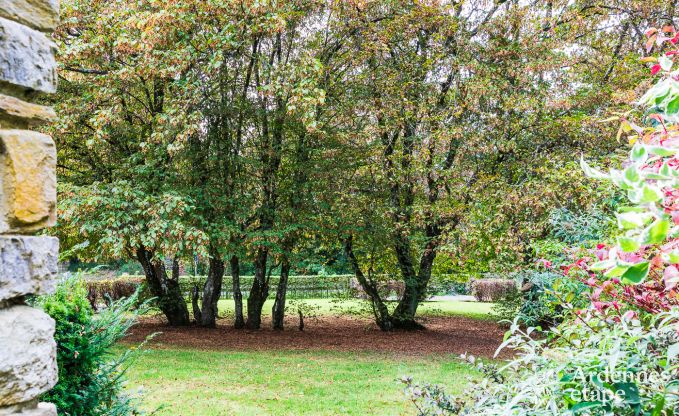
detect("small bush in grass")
[469,278,516,302]
[36,276,149,416]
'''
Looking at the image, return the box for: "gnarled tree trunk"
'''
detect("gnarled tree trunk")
[344,236,393,331]
[344,232,440,331]
[230,255,245,329]
[135,247,190,326]
[245,248,269,329]
[199,248,225,327]
[271,255,290,330]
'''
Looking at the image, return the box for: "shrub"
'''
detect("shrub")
[492,270,589,327]
[36,276,148,415]
[86,277,145,310]
[548,207,615,245]
[404,310,679,415]
[469,278,516,302]
[426,274,469,297]
[108,274,357,300]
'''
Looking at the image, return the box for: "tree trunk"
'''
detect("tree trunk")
[191,285,201,323]
[298,308,304,331]
[230,255,245,329]
[343,236,393,331]
[390,280,425,330]
[135,247,190,326]
[245,248,269,329]
[199,250,225,328]
[390,232,424,329]
[271,255,290,330]
[391,231,438,330]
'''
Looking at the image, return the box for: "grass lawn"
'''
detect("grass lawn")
[215,298,495,321]
[126,300,494,414]
[124,348,479,416]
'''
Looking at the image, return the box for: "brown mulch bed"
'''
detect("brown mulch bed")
[125,315,512,359]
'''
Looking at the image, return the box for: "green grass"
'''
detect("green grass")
[123,349,480,416]
[215,298,495,321]
[127,300,493,414]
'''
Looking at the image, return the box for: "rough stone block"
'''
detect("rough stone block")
[0,306,58,406]
[0,236,58,301]
[0,17,57,93]
[0,130,56,233]
[0,0,59,32]
[0,94,55,129]
[0,402,57,416]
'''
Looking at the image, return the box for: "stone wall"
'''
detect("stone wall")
[0,1,60,415]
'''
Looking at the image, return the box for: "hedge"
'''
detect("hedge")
[469,278,517,302]
[85,277,144,310]
[175,274,355,300]
[85,273,476,309]
[85,275,354,309]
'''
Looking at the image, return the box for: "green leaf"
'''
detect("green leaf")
[667,95,679,114]
[646,145,678,157]
[616,212,652,230]
[642,218,670,244]
[630,144,647,163]
[624,166,641,184]
[645,173,672,180]
[611,170,634,190]
[646,163,673,179]
[660,162,672,177]
[571,401,602,414]
[580,157,608,179]
[640,79,671,106]
[589,260,615,271]
[617,236,641,253]
[651,394,665,416]
[620,261,650,284]
[669,251,679,263]
[613,382,640,405]
[605,264,631,278]
[637,185,663,203]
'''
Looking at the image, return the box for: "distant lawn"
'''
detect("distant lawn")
[123,348,480,416]
[214,298,495,321]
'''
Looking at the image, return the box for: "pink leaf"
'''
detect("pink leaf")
[664,265,679,291]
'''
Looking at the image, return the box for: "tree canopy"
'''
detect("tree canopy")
[50,0,678,328]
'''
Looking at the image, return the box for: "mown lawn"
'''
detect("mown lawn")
[125,300,494,414]
[215,298,495,321]
[123,349,480,416]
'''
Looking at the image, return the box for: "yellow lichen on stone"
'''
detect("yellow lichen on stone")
[0,130,56,233]
[0,0,59,32]
[0,94,56,129]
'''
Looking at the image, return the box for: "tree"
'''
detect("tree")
[52,0,213,325]
[329,0,663,330]
[52,0,675,331]
[225,2,336,330]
